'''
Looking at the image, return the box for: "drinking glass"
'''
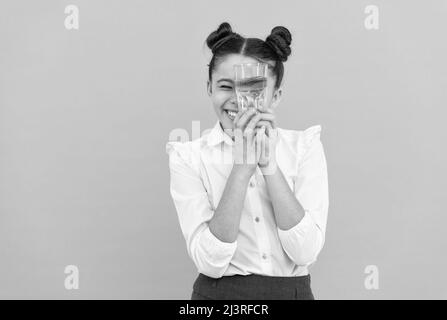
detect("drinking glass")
[234,63,268,112]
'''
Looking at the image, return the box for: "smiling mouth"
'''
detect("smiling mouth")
[225,110,237,120]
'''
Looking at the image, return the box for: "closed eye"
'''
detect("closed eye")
[220,86,233,90]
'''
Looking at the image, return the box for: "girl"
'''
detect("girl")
[166,22,329,300]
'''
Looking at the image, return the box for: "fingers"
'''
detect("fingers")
[261,108,276,129]
[255,125,266,159]
[244,126,257,164]
[235,108,257,129]
[245,112,275,131]
[262,107,275,114]
[265,126,278,140]
[255,120,273,131]
[255,126,264,143]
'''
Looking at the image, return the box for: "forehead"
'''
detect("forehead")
[213,54,271,80]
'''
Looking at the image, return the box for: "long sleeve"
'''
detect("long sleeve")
[166,141,237,278]
[277,125,329,266]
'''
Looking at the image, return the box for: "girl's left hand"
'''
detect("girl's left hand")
[243,106,278,173]
[254,108,279,174]
[243,106,276,132]
[256,126,279,174]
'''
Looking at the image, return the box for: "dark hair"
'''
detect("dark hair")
[206,22,292,89]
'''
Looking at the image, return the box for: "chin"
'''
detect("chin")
[220,119,232,129]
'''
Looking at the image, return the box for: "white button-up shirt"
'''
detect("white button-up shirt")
[166,120,329,279]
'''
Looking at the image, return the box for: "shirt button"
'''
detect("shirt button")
[255,217,260,223]
[249,180,256,188]
[262,253,268,260]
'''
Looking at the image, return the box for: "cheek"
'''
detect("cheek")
[263,86,276,107]
[212,91,232,107]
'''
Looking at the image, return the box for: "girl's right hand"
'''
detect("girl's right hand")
[231,107,263,177]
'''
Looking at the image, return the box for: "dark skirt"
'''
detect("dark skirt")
[191,273,315,300]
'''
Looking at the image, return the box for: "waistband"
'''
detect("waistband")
[193,273,313,300]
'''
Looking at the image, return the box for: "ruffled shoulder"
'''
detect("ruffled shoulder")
[166,141,182,156]
[296,125,322,166]
[166,140,202,174]
[166,140,191,164]
[302,125,322,150]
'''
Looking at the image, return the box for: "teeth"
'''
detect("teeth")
[227,110,237,118]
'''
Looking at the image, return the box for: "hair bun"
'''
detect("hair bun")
[206,22,235,53]
[266,26,292,62]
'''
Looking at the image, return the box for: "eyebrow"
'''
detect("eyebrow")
[216,78,234,84]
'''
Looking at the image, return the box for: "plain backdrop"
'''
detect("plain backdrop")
[1,0,446,299]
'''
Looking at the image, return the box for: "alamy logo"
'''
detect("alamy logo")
[364,5,379,30]
[364,265,379,290]
[64,265,79,290]
[64,5,79,30]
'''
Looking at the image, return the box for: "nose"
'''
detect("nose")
[228,92,237,106]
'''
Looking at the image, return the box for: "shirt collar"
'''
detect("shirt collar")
[207,120,234,147]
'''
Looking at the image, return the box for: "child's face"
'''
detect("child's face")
[207,54,281,132]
